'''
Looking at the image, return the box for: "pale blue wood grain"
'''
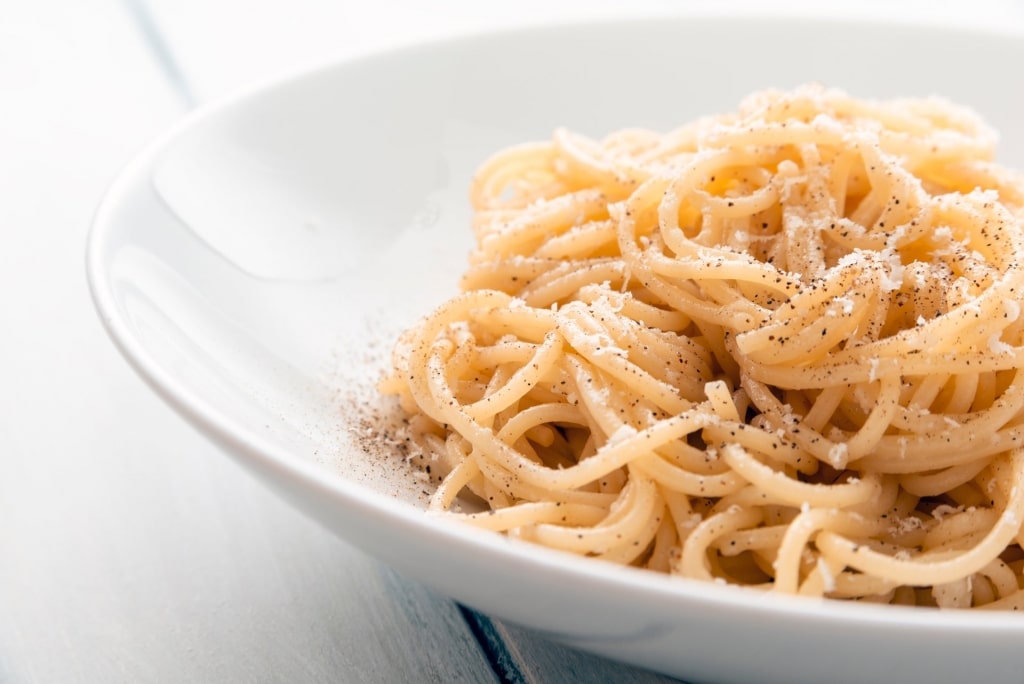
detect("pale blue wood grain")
[464,610,687,684]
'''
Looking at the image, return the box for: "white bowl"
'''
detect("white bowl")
[87,13,1024,684]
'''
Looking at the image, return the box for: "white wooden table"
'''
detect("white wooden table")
[3,2,1022,682]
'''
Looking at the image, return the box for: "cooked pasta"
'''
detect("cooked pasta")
[379,84,1024,608]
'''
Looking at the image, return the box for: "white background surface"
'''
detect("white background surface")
[4,2,1024,682]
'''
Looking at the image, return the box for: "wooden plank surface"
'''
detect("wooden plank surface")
[461,611,685,683]
[0,2,496,682]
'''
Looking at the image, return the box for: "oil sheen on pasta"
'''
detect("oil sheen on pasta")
[380,85,1024,609]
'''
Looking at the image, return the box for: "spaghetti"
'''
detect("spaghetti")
[379,85,1024,608]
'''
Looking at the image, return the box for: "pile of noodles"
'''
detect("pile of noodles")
[380,85,1024,608]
